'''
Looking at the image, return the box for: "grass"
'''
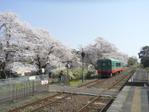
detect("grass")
[121,66,137,76]
[69,80,82,87]
[69,79,95,87]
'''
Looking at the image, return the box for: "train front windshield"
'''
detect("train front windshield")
[101,61,111,66]
[97,60,111,68]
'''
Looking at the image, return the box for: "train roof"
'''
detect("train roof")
[97,58,121,62]
[108,58,121,62]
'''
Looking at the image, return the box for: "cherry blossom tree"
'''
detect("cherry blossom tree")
[0,12,128,78]
[83,37,128,68]
[0,12,76,77]
[0,22,16,78]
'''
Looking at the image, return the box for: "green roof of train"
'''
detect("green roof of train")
[98,58,121,62]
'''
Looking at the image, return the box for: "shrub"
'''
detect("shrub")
[52,68,95,80]
[71,68,88,80]
[85,71,95,79]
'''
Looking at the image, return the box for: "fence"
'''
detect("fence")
[0,75,49,103]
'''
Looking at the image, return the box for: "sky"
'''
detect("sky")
[0,0,149,57]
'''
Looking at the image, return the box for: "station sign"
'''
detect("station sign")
[41,80,49,85]
[29,76,36,80]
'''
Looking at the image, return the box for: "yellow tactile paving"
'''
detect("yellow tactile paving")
[131,87,141,112]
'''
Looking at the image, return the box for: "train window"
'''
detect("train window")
[108,62,111,66]
[116,63,120,67]
[97,61,101,65]
[102,62,106,66]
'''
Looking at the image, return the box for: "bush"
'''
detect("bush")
[144,67,149,73]
[52,69,75,79]
[52,68,95,80]
[71,68,88,80]
[85,71,95,79]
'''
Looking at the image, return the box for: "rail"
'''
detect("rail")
[78,74,132,112]
[8,78,106,112]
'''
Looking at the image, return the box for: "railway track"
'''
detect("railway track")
[8,78,105,112]
[9,73,131,112]
[78,74,132,112]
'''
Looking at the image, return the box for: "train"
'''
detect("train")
[96,58,124,78]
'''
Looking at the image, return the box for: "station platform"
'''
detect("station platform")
[107,69,149,112]
[127,69,149,86]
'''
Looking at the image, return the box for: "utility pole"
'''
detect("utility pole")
[81,48,85,82]
[65,61,71,76]
[65,61,71,85]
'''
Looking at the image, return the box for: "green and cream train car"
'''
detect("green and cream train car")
[96,58,124,77]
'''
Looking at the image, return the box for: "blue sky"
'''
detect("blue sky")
[0,0,149,57]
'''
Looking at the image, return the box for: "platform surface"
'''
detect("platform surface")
[128,69,148,83]
[107,69,149,112]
